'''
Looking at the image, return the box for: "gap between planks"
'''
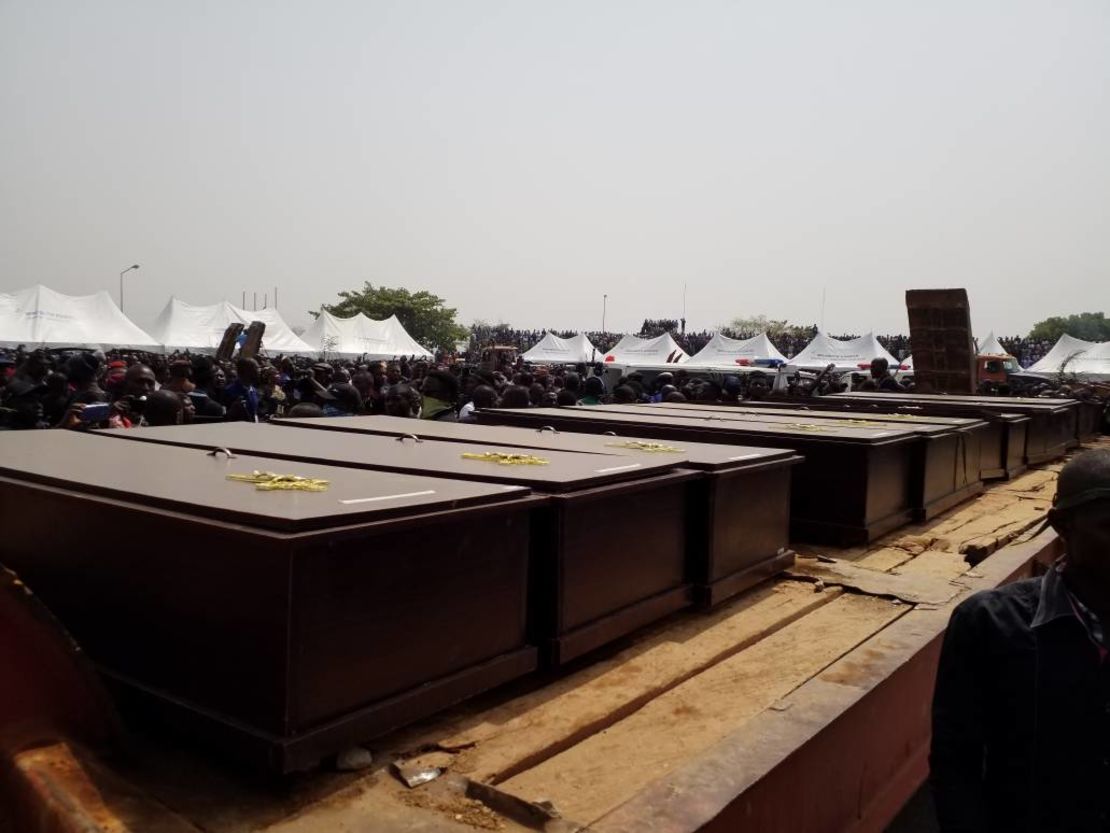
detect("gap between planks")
[499,593,907,825]
[392,581,841,787]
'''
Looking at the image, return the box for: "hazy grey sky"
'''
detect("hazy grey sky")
[2,1,1107,337]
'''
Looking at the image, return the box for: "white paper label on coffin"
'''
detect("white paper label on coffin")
[339,490,438,505]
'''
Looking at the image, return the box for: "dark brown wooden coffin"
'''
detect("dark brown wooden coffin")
[0,431,543,773]
[737,399,1030,479]
[621,402,986,515]
[90,423,697,666]
[595,404,983,522]
[476,406,923,546]
[273,415,803,609]
[1074,400,1105,443]
[725,400,1027,480]
[823,392,1076,465]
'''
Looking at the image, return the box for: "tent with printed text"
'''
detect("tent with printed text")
[0,284,160,350]
[686,332,786,367]
[604,333,689,364]
[788,332,898,371]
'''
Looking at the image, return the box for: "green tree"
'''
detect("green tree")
[312,284,468,352]
[1028,312,1110,342]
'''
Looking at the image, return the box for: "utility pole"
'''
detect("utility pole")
[119,264,139,312]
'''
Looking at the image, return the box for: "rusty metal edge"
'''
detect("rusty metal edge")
[589,531,1060,833]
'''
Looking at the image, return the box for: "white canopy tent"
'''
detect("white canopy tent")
[686,332,786,367]
[522,332,599,364]
[299,310,433,360]
[149,298,314,355]
[1028,335,1099,376]
[788,332,898,371]
[1062,340,1110,381]
[977,332,1010,356]
[604,333,688,365]
[0,284,159,350]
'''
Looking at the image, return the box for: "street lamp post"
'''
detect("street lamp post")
[119,264,140,312]
[602,294,608,333]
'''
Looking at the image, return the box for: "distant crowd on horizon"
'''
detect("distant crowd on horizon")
[466,320,1056,368]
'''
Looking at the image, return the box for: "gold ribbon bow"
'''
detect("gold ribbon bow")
[461,452,549,466]
[605,441,685,453]
[227,471,331,492]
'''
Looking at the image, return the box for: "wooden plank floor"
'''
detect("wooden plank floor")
[74,438,1110,832]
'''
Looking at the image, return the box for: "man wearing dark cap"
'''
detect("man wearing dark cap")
[931,449,1110,832]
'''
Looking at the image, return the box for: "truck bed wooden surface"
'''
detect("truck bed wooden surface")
[9,438,1106,833]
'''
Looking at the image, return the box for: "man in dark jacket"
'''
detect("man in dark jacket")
[931,448,1110,832]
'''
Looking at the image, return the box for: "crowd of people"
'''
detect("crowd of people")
[1,331,1101,432]
[0,341,930,432]
[0,349,451,430]
[995,335,1056,367]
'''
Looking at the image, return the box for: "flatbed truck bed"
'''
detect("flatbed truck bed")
[6,438,1106,833]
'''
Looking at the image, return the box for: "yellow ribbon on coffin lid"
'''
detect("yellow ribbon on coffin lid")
[227,471,331,492]
[461,452,549,466]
